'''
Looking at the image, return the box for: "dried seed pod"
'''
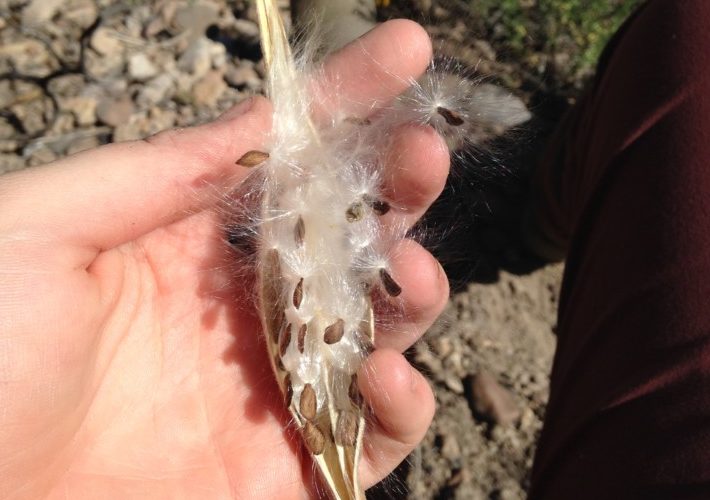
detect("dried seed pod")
[324,318,345,344]
[335,410,359,447]
[297,323,307,353]
[363,195,390,216]
[295,215,305,246]
[302,421,325,455]
[236,150,270,167]
[300,383,318,420]
[279,323,292,357]
[293,277,304,309]
[345,201,365,222]
[379,268,402,297]
[284,374,293,407]
[436,106,464,126]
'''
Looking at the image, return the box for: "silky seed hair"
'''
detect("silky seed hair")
[205,2,529,499]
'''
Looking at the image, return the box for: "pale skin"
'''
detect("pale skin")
[0,21,450,499]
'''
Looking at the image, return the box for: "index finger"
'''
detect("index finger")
[315,19,433,119]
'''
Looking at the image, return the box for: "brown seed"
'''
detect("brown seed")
[300,383,317,420]
[279,323,292,357]
[436,106,464,126]
[236,150,270,167]
[271,310,285,344]
[293,277,304,309]
[335,410,359,447]
[345,201,365,222]
[302,421,325,455]
[379,268,402,297]
[363,195,391,216]
[294,215,305,246]
[349,374,362,406]
[297,323,307,353]
[284,374,293,407]
[324,318,345,344]
[344,116,371,126]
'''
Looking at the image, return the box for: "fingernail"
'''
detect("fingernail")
[217,97,255,122]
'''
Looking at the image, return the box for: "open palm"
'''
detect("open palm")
[0,22,449,499]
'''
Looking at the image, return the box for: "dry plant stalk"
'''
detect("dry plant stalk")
[255,1,375,498]
[250,2,526,498]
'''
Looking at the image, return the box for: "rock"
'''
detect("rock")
[466,370,520,426]
[21,0,64,26]
[444,373,464,394]
[225,62,262,90]
[0,118,16,140]
[0,154,25,174]
[60,96,97,127]
[144,107,177,136]
[63,0,99,30]
[66,135,99,156]
[440,434,462,462]
[137,74,174,106]
[47,112,77,136]
[113,115,145,143]
[192,70,226,107]
[233,18,260,40]
[24,145,56,167]
[0,39,59,78]
[96,95,135,127]
[84,49,124,80]
[11,99,48,136]
[48,74,85,98]
[175,2,220,42]
[128,53,158,81]
[144,16,166,38]
[90,27,123,57]
[0,140,19,153]
[178,37,213,78]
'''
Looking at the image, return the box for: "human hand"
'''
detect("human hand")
[0,20,449,499]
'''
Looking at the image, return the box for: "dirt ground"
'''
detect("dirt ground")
[0,1,569,498]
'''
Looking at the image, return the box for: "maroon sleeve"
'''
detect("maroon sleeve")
[529,1,710,498]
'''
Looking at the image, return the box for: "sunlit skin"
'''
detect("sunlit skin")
[0,21,449,499]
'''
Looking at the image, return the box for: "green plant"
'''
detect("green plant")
[471,0,642,85]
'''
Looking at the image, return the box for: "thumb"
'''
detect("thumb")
[0,96,272,253]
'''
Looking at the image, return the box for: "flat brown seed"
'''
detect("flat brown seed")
[436,106,465,126]
[279,323,292,357]
[275,353,285,371]
[300,383,317,420]
[335,410,359,447]
[294,216,305,246]
[345,201,365,222]
[344,116,371,126]
[271,310,285,344]
[379,268,402,297]
[236,150,270,167]
[284,374,293,407]
[363,195,391,216]
[293,277,304,309]
[302,421,325,455]
[324,318,345,344]
[297,323,307,353]
[349,374,362,406]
